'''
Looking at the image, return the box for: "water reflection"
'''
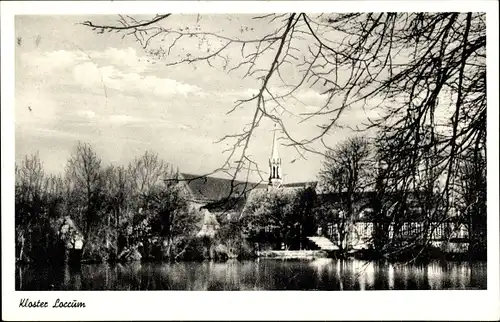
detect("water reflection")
[16,259,486,291]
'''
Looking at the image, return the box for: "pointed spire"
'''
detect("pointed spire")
[268,123,283,189]
[271,123,280,160]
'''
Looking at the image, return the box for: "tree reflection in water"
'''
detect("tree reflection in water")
[16,259,486,291]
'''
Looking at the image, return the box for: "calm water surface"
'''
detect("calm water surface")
[16,259,486,290]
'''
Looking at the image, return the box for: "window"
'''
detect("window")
[433,223,443,239]
[415,222,420,235]
[402,223,408,236]
[357,222,365,237]
[460,225,468,238]
[410,222,416,235]
[366,223,373,238]
[327,223,334,237]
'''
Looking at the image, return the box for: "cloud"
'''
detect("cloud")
[20,50,89,73]
[20,48,256,106]
[16,48,326,184]
[71,60,204,98]
[72,61,115,90]
[101,113,193,133]
[97,47,142,70]
[21,47,147,73]
[295,89,326,102]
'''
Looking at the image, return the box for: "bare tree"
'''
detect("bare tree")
[123,151,202,259]
[15,153,46,262]
[102,164,131,257]
[65,142,105,243]
[318,136,372,254]
[15,153,46,203]
[15,147,202,263]
[456,143,486,257]
[128,150,176,198]
[81,13,485,194]
[144,182,196,259]
[15,153,66,263]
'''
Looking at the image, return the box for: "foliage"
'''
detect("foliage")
[242,187,317,250]
[140,183,198,259]
[15,143,200,264]
[15,153,64,264]
[214,220,256,260]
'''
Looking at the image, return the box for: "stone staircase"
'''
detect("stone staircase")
[307,236,339,251]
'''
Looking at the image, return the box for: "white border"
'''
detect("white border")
[2,1,499,321]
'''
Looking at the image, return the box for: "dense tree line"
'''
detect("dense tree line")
[241,186,317,251]
[15,142,201,264]
[240,131,485,261]
[16,134,485,264]
[317,132,486,261]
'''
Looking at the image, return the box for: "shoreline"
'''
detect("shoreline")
[256,250,329,259]
[15,250,487,267]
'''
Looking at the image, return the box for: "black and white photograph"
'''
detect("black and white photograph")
[2,1,499,321]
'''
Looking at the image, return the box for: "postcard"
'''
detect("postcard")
[2,1,499,321]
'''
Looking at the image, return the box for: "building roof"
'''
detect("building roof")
[179,173,457,223]
[179,173,267,210]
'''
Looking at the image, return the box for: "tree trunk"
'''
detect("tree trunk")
[299,224,303,250]
[114,207,119,259]
[166,236,173,260]
[18,233,25,262]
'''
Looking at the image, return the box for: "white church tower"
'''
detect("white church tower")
[268,123,283,189]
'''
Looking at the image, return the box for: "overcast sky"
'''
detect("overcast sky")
[15,14,370,183]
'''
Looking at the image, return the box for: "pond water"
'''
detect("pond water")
[16,259,486,291]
